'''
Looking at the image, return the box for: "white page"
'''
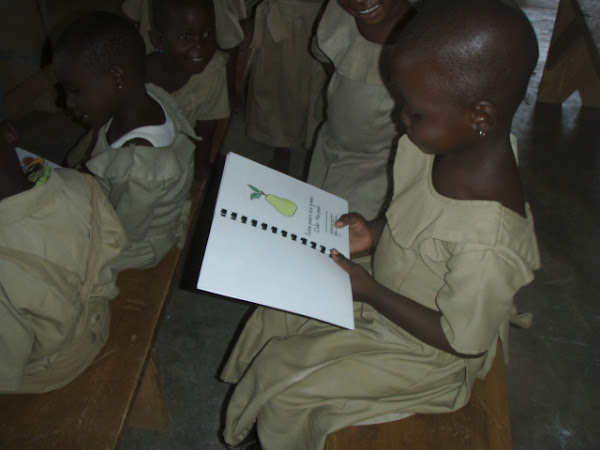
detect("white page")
[198,153,354,329]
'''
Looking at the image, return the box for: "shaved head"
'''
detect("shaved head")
[54,12,146,78]
[390,0,539,115]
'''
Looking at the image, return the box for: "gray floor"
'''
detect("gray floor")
[23,1,595,448]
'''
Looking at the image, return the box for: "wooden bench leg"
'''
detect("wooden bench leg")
[127,348,170,431]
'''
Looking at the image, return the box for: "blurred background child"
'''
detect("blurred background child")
[306,0,416,220]
[0,120,127,393]
[122,0,247,52]
[242,0,326,179]
[220,1,541,449]
[121,0,247,107]
[146,0,230,179]
[54,12,196,271]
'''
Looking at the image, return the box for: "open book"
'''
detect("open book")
[197,153,354,329]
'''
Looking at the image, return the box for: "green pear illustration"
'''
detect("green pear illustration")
[248,185,297,216]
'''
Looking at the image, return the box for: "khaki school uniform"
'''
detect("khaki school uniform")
[171,50,231,124]
[306,0,400,220]
[86,84,196,271]
[0,169,127,393]
[244,0,326,148]
[121,0,247,52]
[220,135,540,450]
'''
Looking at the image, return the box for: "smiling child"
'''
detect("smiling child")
[146,0,230,179]
[306,0,417,221]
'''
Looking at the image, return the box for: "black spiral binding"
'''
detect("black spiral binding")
[220,208,330,256]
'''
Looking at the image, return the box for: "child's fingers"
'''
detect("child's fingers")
[335,212,363,229]
[331,248,353,272]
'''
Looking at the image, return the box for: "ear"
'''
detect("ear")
[109,65,126,92]
[470,101,497,135]
[149,29,164,53]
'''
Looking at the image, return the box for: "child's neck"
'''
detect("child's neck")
[355,1,415,44]
[106,84,166,145]
[0,150,32,201]
[432,133,526,217]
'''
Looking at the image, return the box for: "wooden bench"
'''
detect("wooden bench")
[537,0,600,107]
[0,177,209,449]
[326,342,512,450]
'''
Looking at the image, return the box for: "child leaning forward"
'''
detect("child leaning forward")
[0,121,128,393]
[54,12,197,271]
[219,1,541,449]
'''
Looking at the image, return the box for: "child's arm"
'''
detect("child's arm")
[194,120,216,180]
[334,213,486,358]
[332,249,483,358]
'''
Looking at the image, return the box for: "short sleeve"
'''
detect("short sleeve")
[190,71,230,122]
[108,178,160,243]
[437,245,533,355]
[176,53,230,122]
[213,0,246,49]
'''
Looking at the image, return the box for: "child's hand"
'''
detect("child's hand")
[336,213,373,256]
[331,248,375,302]
[0,120,19,150]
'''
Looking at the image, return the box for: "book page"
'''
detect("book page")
[197,153,354,329]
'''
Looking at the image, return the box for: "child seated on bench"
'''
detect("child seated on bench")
[54,12,197,271]
[146,0,230,180]
[219,1,541,449]
[0,121,128,393]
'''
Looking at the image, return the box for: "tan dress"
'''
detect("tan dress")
[245,0,326,148]
[0,169,127,393]
[171,49,231,125]
[86,84,196,271]
[121,0,247,52]
[220,135,541,450]
[306,0,400,220]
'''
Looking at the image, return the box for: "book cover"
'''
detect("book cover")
[197,152,354,329]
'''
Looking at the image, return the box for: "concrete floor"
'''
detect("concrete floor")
[15,0,597,448]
